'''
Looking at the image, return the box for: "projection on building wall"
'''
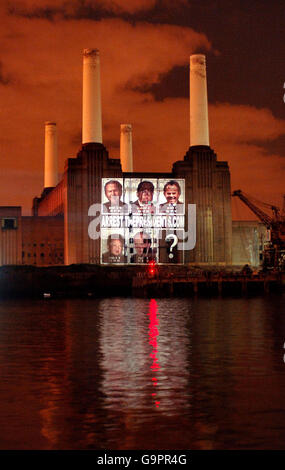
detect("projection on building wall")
[100,178,185,264]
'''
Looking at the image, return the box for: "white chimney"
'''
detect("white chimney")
[120,124,133,172]
[44,121,58,188]
[190,54,209,147]
[82,48,102,144]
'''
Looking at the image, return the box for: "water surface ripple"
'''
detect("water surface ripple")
[0,294,285,449]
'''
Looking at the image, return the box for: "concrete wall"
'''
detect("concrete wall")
[34,143,233,266]
[232,220,266,266]
[173,145,232,264]
[64,143,123,264]
[33,181,64,216]
[22,216,64,265]
[0,207,22,265]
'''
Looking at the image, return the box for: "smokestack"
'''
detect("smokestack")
[120,124,133,172]
[82,48,102,144]
[189,54,209,147]
[44,121,58,188]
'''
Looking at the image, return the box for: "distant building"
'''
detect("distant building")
[0,51,262,268]
[232,221,267,267]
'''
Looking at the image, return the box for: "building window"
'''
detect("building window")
[1,218,17,230]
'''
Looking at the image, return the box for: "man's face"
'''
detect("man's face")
[164,185,180,204]
[137,188,153,204]
[105,183,121,204]
[134,234,150,255]
[109,239,123,256]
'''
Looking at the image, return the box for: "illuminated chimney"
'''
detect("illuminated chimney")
[120,124,133,172]
[44,121,58,188]
[82,48,102,144]
[190,54,209,146]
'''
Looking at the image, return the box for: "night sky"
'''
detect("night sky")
[0,0,284,218]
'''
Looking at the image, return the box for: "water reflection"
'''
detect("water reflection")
[0,295,285,449]
[148,299,160,408]
[98,297,193,449]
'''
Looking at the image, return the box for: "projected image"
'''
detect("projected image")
[100,178,185,264]
[101,230,127,264]
[129,230,158,264]
[130,181,156,214]
[123,178,158,214]
[102,179,128,214]
[159,180,184,214]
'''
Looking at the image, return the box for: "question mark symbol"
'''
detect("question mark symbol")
[165,234,178,259]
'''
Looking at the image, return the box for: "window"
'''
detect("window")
[1,218,17,230]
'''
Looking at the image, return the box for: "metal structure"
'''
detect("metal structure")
[232,190,285,269]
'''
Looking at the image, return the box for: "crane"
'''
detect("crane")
[232,190,285,269]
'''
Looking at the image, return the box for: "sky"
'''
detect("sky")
[0,0,284,218]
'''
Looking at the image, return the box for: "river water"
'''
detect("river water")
[0,294,285,450]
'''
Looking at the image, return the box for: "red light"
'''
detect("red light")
[148,260,156,277]
[148,300,160,407]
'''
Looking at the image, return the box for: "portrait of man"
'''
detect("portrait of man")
[159,180,184,214]
[102,180,128,213]
[130,231,157,263]
[131,181,156,214]
[102,234,127,264]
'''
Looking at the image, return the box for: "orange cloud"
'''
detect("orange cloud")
[7,0,188,15]
[0,9,284,222]
[209,104,285,217]
[99,0,157,13]
[0,13,211,213]
[210,103,285,143]
[7,0,157,14]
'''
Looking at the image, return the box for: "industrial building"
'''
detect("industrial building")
[0,50,265,268]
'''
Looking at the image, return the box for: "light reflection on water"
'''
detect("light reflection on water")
[148,299,160,408]
[0,294,285,449]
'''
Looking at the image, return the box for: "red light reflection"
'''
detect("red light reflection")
[147,260,156,277]
[148,299,160,408]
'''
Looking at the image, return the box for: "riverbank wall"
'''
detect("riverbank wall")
[0,265,284,298]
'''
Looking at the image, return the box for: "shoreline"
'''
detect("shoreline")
[0,264,284,299]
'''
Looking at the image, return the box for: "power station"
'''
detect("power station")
[0,49,267,268]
